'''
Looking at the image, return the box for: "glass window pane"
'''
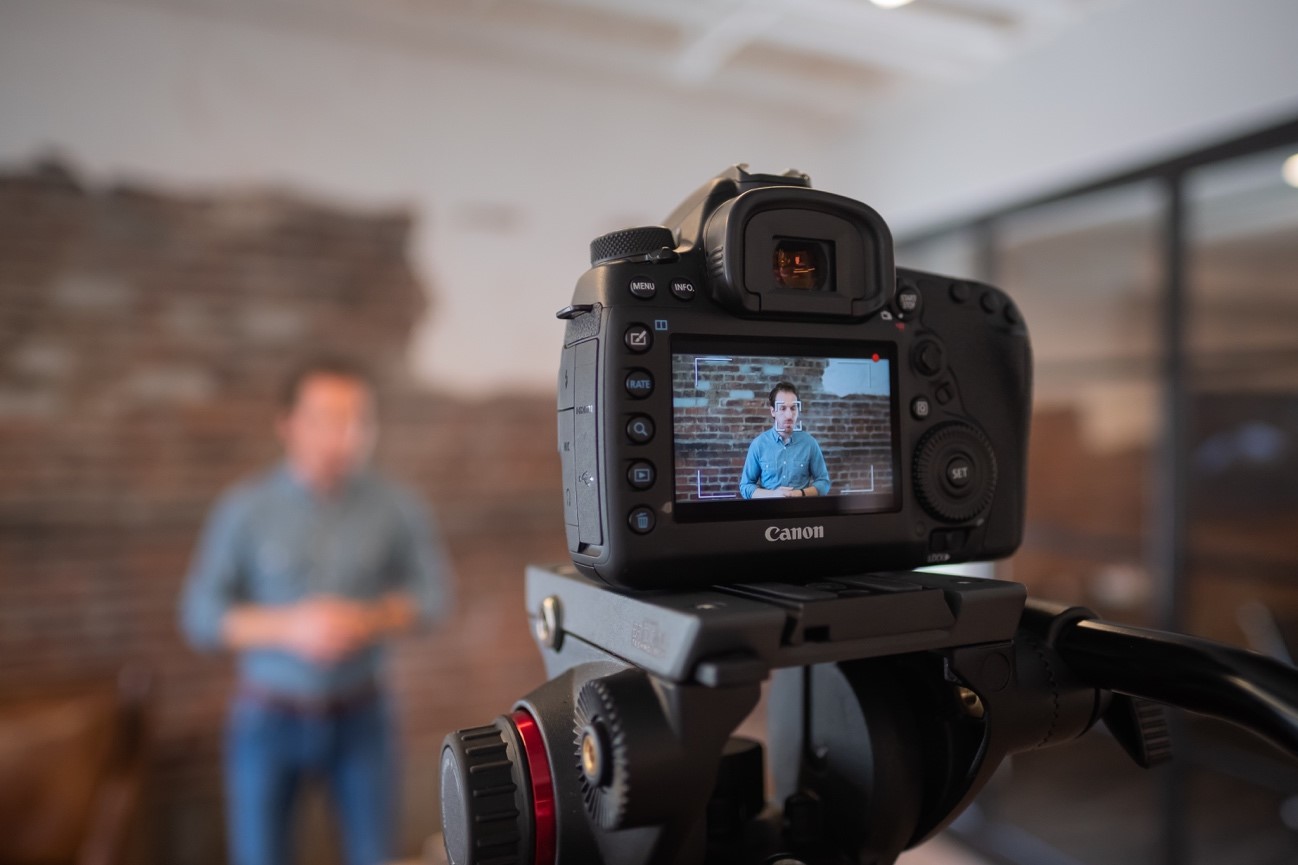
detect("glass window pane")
[970,184,1166,865]
[1186,147,1298,658]
[997,184,1164,625]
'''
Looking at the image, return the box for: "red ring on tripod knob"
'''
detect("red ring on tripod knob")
[512,709,556,865]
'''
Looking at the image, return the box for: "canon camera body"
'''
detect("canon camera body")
[556,166,1031,590]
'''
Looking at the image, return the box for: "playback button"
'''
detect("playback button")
[627,461,655,490]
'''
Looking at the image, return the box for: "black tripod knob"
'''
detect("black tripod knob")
[590,226,676,266]
[441,713,553,865]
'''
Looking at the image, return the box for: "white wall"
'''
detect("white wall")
[0,0,853,394]
[842,0,1298,235]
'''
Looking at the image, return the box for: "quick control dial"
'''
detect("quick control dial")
[913,422,998,523]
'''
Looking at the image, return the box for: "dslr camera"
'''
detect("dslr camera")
[556,165,1030,590]
[440,168,1298,865]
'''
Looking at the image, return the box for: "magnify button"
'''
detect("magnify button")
[626,416,655,444]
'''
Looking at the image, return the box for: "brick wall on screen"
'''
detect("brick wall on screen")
[0,163,564,865]
[672,356,893,500]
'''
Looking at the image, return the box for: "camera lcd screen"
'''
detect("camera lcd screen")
[671,336,901,522]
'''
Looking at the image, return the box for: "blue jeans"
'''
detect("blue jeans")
[224,692,396,865]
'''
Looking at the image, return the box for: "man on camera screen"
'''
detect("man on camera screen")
[739,381,832,499]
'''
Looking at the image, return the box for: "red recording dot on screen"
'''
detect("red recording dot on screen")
[871,353,880,362]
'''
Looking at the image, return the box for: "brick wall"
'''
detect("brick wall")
[671,354,894,500]
[0,162,564,865]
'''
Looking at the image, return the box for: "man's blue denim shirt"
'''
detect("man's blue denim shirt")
[180,465,452,698]
[739,428,832,499]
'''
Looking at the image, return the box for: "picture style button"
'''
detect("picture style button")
[628,506,656,534]
[626,415,655,444]
[624,324,653,353]
[670,279,697,301]
[628,276,656,300]
[624,369,654,399]
[627,461,655,490]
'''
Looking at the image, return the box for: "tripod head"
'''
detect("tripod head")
[439,566,1298,865]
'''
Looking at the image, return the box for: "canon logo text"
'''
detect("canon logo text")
[764,525,825,542]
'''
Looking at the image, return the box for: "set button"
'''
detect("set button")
[624,324,653,353]
[945,456,973,488]
[626,415,655,444]
[624,369,654,399]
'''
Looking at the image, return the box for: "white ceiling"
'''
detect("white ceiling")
[106,0,1119,122]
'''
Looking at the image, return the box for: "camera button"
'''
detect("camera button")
[945,456,973,489]
[949,282,971,303]
[935,383,955,405]
[929,529,968,554]
[626,415,655,444]
[624,369,654,399]
[624,325,653,353]
[627,461,655,490]
[910,396,931,420]
[670,279,697,301]
[628,506,656,534]
[980,291,1001,314]
[628,276,657,300]
[1003,302,1021,325]
[896,282,921,319]
[913,340,945,376]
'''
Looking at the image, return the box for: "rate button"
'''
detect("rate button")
[624,369,654,399]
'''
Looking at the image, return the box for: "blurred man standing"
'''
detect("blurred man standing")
[181,358,452,865]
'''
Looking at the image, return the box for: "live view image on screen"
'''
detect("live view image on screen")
[671,339,899,518]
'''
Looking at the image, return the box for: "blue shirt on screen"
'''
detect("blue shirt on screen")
[179,465,452,699]
[739,428,832,499]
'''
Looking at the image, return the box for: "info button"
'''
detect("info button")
[670,279,697,301]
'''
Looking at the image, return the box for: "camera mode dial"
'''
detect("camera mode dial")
[913,422,998,524]
[590,226,676,266]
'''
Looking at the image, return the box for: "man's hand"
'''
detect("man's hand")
[279,596,376,665]
[222,593,421,665]
[752,486,799,499]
